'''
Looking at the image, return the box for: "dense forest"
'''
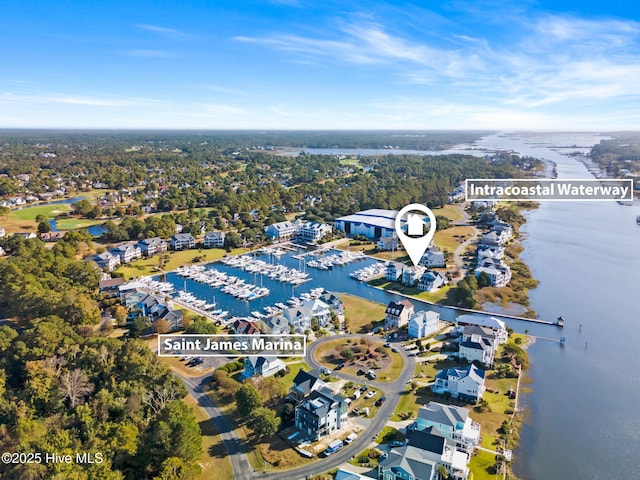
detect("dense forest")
[590,132,640,178]
[0,238,202,480]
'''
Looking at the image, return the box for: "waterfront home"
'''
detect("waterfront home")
[456,315,508,344]
[474,263,512,287]
[458,328,496,368]
[384,299,415,330]
[39,231,65,242]
[137,237,168,256]
[477,244,505,261]
[410,401,481,454]
[203,231,226,248]
[243,355,286,378]
[385,261,404,282]
[319,290,345,315]
[170,233,196,250]
[298,221,331,242]
[93,251,121,272]
[408,310,440,339]
[480,229,511,247]
[432,364,486,403]
[418,270,447,292]
[378,428,470,480]
[377,235,400,251]
[420,248,446,268]
[111,242,143,263]
[262,315,290,336]
[264,220,297,241]
[402,265,424,287]
[295,386,348,441]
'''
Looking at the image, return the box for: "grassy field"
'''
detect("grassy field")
[115,247,252,279]
[338,293,386,334]
[368,278,453,305]
[469,435,502,480]
[313,337,404,382]
[182,395,235,480]
[433,226,476,251]
[54,218,104,230]
[431,204,465,223]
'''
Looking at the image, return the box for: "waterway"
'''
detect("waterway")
[476,132,640,480]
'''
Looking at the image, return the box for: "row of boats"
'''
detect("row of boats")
[174,265,270,301]
[220,254,311,285]
[173,290,229,319]
[237,287,328,323]
[306,250,367,270]
[350,262,387,281]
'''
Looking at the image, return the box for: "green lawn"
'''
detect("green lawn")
[338,293,386,334]
[368,279,453,305]
[115,247,252,279]
[433,226,476,251]
[55,218,104,230]
[469,435,500,480]
[431,204,465,223]
[8,203,72,222]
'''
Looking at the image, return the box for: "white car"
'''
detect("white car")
[365,390,376,399]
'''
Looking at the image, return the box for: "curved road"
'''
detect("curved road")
[178,334,416,480]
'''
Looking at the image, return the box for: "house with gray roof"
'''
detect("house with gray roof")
[410,401,481,454]
[170,233,195,250]
[243,355,286,379]
[289,369,327,402]
[295,386,348,441]
[137,237,167,256]
[203,231,226,248]
[385,299,415,329]
[408,310,440,339]
[432,364,486,403]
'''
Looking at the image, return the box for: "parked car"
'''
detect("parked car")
[391,347,399,353]
[390,440,404,447]
[360,385,368,392]
[335,363,344,370]
[375,396,386,407]
[357,369,365,376]
[384,343,391,348]
[365,390,376,399]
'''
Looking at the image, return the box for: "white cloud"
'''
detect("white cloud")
[136,24,190,40]
[0,92,162,107]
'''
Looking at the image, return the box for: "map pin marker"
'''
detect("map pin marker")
[395,203,437,267]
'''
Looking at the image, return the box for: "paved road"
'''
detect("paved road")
[177,373,255,480]
[175,333,415,480]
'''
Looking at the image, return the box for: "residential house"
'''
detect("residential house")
[456,315,508,344]
[378,428,470,480]
[298,221,331,242]
[418,270,447,292]
[410,401,481,454]
[458,325,498,367]
[243,355,286,378]
[377,235,400,251]
[402,266,424,287]
[385,261,404,282]
[289,369,328,402]
[474,262,511,287]
[384,299,415,330]
[203,231,226,248]
[39,231,65,242]
[480,230,510,247]
[111,243,142,263]
[231,318,261,335]
[262,315,290,335]
[432,364,486,403]
[13,232,37,240]
[98,277,125,298]
[138,237,168,256]
[93,251,121,272]
[264,221,297,241]
[420,249,446,268]
[408,310,440,339]
[319,290,345,315]
[295,386,348,441]
[0,227,5,238]
[477,245,504,261]
[170,233,196,250]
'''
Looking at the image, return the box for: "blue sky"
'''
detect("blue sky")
[1,0,639,130]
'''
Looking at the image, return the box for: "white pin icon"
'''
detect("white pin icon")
[395,203,437,267]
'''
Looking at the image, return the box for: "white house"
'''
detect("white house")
[432,364,486,403]
[459,327,497,367]
[298,221,331,242]
[418,270,447,292]
[93,251,121,271]
[401,266,424,287]
[377,236,400,251]
[385,261,404,282]
[203,231,226,248]
[243,355,286,378]
[408,310,440,339]
[170,233,196,250]
[137,237,167,257]
[456,315,508,344]
[480,230,510,247]
[264,220,297,241]
[420,249,446,268]
[111,243,142,263]
[474,263,511,287]
[384,299,415,329]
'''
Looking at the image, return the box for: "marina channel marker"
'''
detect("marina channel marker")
[395,203,437,267]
